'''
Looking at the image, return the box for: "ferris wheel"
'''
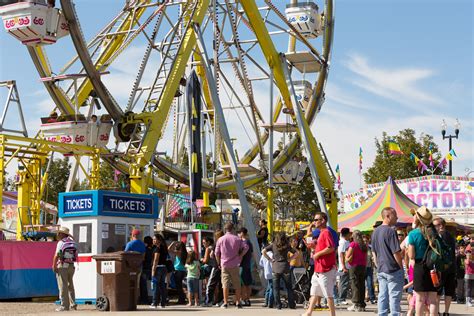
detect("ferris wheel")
[0,0,335,221]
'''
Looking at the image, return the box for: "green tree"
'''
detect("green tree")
[246,163,321,221]
[364,129,443,184]
[44,157,71,205]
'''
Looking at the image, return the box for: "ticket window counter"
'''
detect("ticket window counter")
[58,190,158,304]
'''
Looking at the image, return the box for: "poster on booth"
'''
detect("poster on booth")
[180,232,200,258]
[344,176,474,222]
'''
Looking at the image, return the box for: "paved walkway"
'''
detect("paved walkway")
[1,299,473,315]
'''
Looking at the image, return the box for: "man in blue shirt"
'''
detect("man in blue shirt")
[125,229,146,254]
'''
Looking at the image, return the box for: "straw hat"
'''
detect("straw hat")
[415,206,433,226]
[57,226,71,236]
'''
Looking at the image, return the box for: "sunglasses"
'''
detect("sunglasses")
[313,218,323,222]
[397,234,405,237]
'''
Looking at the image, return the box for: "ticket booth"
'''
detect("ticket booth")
[58,190,158,304]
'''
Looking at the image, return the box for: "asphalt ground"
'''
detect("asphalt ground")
[0,298,473,316]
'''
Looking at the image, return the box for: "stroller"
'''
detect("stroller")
[292,267,311,308]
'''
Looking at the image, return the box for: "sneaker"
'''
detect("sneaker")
[347,304,357,311]
[221,303,228,308]
[149,305,157,309]
[370,300,377,304]
[70,305,77,311]
[215,303,221,307]
[263,303,268,307]
[244,300,251,306]
[467,301,473,307]
[442,313,449,316]
[55,307,68,312]
[340,300,349,305]
[237,303,243,309]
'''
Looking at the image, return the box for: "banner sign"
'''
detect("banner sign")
[63,194,94,214]
[344,176,474,214]
[59,191,158,219]
[102,194,153,215]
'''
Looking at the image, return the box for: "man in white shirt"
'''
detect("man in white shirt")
[336,227,351,305]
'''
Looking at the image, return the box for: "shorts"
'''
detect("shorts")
[413,262,436,292]
[310,267,336,298]
[221,266,241,290]
[240,267,252,286]
[437,272,456,297]
[187,277,199,293]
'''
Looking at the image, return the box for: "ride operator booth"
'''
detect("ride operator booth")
[58,190,158,304]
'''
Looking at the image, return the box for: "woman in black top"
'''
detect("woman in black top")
[150,234,168,308]
[140,236,154,304]
[262,232,296,310]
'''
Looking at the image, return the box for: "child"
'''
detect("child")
[185,250,200,307]
[289,237,304,271]
[259,250,274,308]
[466,248,474,307]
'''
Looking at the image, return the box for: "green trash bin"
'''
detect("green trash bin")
[93,251,143,311]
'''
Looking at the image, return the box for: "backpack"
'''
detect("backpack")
[422,235,452,273]
[60,237,78,264]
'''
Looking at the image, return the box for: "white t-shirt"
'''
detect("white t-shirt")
[338,237,350,270]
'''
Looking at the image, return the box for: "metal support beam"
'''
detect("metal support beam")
[194,25,264,285]
[267,69,274,241]
[280,54,329,223]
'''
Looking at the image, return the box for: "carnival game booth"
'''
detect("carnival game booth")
[58,190,158,304]
[339,177,418,231]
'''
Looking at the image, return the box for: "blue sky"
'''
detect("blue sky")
[0,0,472,194]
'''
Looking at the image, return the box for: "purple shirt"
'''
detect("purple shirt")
[215,232,249,268]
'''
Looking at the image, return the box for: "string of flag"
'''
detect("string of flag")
[385,138,458,175]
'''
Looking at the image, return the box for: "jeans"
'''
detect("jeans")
[174,270,187,304]
[273,271,295,309]
[377,269,404,316]
[350,265,366,307]
[265,279,274,307]
[140,269,151,304]
[205,267,222,305]
[152,266,167,307]
[365,267,376,301]
[337,271,350,302]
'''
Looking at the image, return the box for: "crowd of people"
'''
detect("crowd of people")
[52,208,474,314]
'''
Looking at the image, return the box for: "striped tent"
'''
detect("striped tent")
[338,177,418,231]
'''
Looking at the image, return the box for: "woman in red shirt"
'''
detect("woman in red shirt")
[345,229,368,312]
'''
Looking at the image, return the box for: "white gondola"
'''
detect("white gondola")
[0,0,68,46]
[273,160,307,185]
[285,2,322,39]
[294,80,313,111]
[40,115,113,148]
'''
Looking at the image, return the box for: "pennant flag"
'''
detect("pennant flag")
[429,145,434,168]
[418,160,428,174]
[359,147,363,174]
[114,169,121,182]
[388,139,403,155]
[410,152,420,164]
[436,157,448,170]
[335,164,341,189]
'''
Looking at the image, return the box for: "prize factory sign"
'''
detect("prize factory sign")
[344,176,474,220]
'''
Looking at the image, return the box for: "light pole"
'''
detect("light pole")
[441,119,461,176]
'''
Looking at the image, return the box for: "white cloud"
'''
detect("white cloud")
[344,53,443,108]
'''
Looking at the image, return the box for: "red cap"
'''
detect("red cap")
[131,229,141,236]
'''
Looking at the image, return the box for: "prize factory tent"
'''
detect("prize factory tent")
[339,177,419,231]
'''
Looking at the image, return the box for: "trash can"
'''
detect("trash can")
[92,251,143,311]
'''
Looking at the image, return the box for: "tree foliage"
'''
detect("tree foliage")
[364,129,443,184]
[44,157,71,205]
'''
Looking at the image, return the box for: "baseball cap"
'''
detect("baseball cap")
[131,229,141,236]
